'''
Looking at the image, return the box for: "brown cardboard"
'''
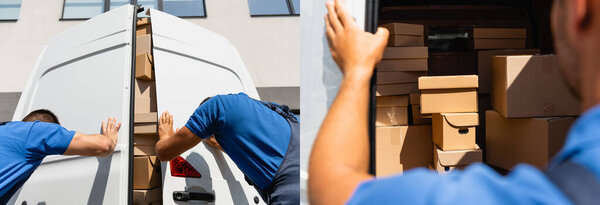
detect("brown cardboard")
[376,126,432,176]
[135,123,157,135]
[473,28,527,39]
[135,53,153,80]
[133,156,161,189]
[134,145,156,156]
[434,145,482,166]
[485,110,576,170]
[376,71,426,84]
[135,79,156,99]
[418,75,478,114]
[433,113,478,151]
[409,93,420,105]
[411,105,432,125]
[474,39,526,50]
[377,95,409,107]
[135,134,159,146]
[491,55,580,118]
[388,35,424,47]
[477,49,540,94]
[133,188,162,205]
[137,17,151,26]
[378,59,428,72]
[136,34,152,55]
[376,96,409,126]
[383,47,428,59]
[381,23,424,36]
[135,97,157,113]
[433,163,467,174]
[136,25,151,36]
[428,52,477,76]
[376,83,419,96]
[135,112,157,123]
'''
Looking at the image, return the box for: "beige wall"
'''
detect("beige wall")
[0,0,299,92]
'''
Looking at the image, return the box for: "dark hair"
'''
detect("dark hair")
[22,109,60,124]
[200,97,212,106]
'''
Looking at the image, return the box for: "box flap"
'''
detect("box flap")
[418,75,478,90]
[381,23,424,36]
[377,96,409,107]
[409,93,420,105]
[442,113,479,127]
[435,145,482,166]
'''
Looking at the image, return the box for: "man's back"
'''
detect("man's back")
[0,121,75,203]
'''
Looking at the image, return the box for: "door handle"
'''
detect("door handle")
[173,191,216,202]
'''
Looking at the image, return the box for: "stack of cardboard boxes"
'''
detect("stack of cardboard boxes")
[473,28,527,50]
[486,55,579,170]
[374,23,433,176]
[133,17,162,205]
[418,75,483,174]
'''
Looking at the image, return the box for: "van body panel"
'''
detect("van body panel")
[9,5,135,205]
[299,0,366,204]
[148,9,263,204]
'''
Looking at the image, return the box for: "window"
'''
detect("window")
[0,0,22,20]
[163,0,206,17]
[247,0,299,16]
[62,0,205,19]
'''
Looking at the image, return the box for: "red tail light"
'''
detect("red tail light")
[170,156,202,178]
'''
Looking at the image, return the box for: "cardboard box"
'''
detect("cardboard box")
[135,97,157,114]
[135,112,158,124]
[378,59,428,72]
[135,123,157,135]
[137,17,151,26]
[388,35,424,47]
[136,25,151,36]
[474,39,526,50]
[376,83,419,96]
[477,49,540,94]
[133,188,162,205]
[383,47,428,59]
[376,125,432,176]
[486,110,576,170]
[136,34,152,55]
[135,134,159,146]
[133,156,161,189]
[409,93,420,105]
[433,113,479,151]
[135,79,156,99]
[134,145,156,156]
[418,75,478,114]
[492,55,580,118]
[381,23,424,36]
[135,53,153,80]
[376,96,409,126]
[376,71,425,84]
[473,28,527,39]
[411,105,432,125]
[433,145,481,174]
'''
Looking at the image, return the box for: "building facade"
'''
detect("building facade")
[0,0,299,121]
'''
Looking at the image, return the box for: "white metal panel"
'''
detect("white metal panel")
[148,9,263,205]
[9,5,135,205]
[299,1,366,204]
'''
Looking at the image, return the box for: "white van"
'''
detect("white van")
[10,5,263,205]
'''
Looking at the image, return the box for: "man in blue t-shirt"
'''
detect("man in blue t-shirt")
[309,0,600,204]
[155,93,299,204]
[0,109,121,204]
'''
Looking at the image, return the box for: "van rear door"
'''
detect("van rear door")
[299,0,371,204]
[148,9,263,204]
[9,5,136,205]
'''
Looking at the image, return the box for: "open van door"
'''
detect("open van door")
[9,5,136,204]
[299,0,374,204]
[148,9,263,204]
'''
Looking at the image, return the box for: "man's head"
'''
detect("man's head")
[22,109,60,124]
[551,0,600,102]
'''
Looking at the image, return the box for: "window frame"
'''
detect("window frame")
[248,0,300,17]
[60,0,207,20]
[0,0,23,21]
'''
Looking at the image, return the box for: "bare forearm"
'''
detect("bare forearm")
[64,134,115,156]
[309,74,373,204]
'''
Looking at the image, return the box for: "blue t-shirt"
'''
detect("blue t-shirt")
[185,93,293,189]
[348,105,600,204]
[0,121,75,204]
